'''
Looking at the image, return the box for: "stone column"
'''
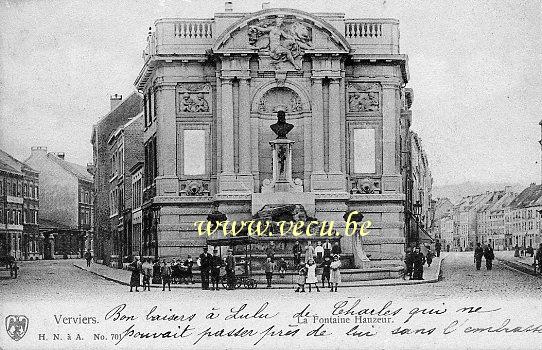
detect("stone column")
[311,78,324,174]
[155,83,178,195]
[238,78,251,174]
[221,78,234,174]
[328,78,341,173]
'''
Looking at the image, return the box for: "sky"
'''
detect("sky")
[0,0,541,186]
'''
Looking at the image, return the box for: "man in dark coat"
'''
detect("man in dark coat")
[199,247,212,290]
[404,247,414,280]
[225,249,236,290]
[435,240,442,258]
[474,243,484,270]
[210,249,222,290]
[293,241,302,267]
[411,246,425,280]
[129,256,141,292]
[84,250,92,267]
[483,244,495,270]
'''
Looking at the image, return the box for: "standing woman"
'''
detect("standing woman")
[129,256,141,292]
[330,255,341,292]
[305,259,320,292]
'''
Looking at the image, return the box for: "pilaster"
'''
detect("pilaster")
[155,83,179,195]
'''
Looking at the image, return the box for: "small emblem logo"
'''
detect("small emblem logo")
[5,315,29,341]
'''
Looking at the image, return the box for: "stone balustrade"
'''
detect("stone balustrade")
[344,19,400,54]
[142,17,400,58]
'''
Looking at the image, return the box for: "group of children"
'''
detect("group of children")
[295,254,341,292]
[128,256,195,292]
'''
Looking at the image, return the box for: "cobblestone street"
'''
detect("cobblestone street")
[2,252,541,303]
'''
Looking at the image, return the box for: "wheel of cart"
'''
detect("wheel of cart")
[220,274,243,289]
[207,236,258,290]
[244,278,257,289]
[220,274,228,289]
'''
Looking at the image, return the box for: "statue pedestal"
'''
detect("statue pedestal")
[261,139,303,193]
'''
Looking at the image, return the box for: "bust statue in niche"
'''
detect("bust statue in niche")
[270,110,293,139]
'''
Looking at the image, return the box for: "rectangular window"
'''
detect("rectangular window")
[183,129,206,175]
[353,128,376,173]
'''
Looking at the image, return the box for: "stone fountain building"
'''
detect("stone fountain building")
[136,7,413,267]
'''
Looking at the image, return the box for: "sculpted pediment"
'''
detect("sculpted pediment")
[213,9,350,68]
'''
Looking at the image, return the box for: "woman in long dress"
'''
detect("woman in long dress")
[330,255,341,292]
[305,259,320,292]
[129,256,141,292]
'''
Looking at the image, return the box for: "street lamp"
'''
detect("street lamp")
[413,201,422,245]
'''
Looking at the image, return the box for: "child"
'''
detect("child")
[278,258,287,278]
[161,260,172,291]
[320,256,331,288]
[330,255,341,292]
[305,259,320,292]
[295,263,307,293]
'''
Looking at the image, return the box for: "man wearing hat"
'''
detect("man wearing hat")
[210,248,223,290]
[199,246,212,290]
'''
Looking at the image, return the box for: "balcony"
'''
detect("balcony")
[344,19,400,55]
[143,18,215,60]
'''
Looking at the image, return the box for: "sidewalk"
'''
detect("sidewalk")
[73,254,445,289]
[495,250,538,276]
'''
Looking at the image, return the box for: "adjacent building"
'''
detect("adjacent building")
[25,147,93,259]
[130,162,144,257]
[106,113,144,266]
[505,184,542,249]
[0,150,40,260]
[90,93,143,265]
[429,197,454,248]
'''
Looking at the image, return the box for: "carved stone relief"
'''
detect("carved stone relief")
[248,17,312,71]
[177,83,211,114]
[350,178,382,194]
[258,87,302,114]
[179,180,210,196]
[347,83,381,113]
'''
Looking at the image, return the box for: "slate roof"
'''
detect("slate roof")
[509,184,542,209]
[0,159,21,175]
[0,149,38,174]
[48,154,93,183]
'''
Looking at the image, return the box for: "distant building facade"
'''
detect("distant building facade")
[130,162,144,257]
[505,184,542,249]
[106,113,144,266]
[90,93,143,265]
[25,147,93,259]
[0,150,40,260]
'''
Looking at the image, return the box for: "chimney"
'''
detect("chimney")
[54,152,65,160]
[31,146,47,157]
[225,1,233,12]
[504,185,512,193]
[262,2,270,9]
[110,94,123,111]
